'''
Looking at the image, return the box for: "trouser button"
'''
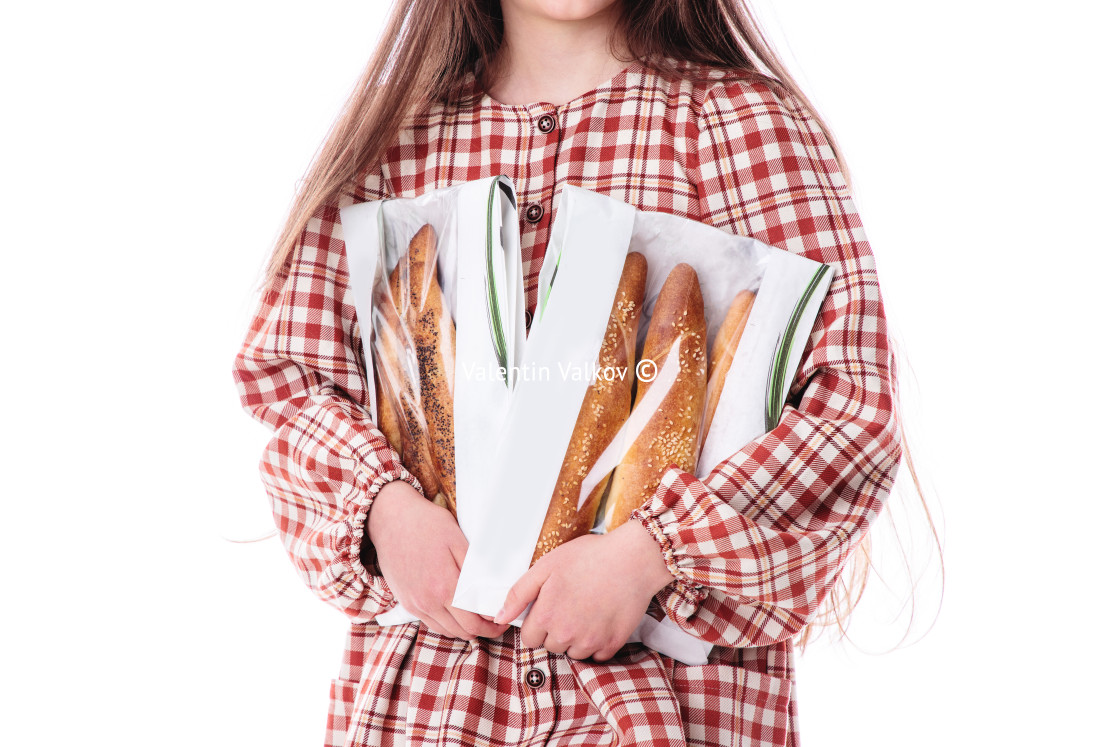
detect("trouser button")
[525,668,546,689]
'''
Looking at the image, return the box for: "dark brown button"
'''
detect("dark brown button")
[525,309,533,330]
[525,668,546,688]
[537,114,556,133]
[525,203,543,223]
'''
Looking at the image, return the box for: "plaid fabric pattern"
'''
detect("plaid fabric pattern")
[233,58,900,747]
[328,626,792,747]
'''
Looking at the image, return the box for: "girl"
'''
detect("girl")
[233,1,906,744]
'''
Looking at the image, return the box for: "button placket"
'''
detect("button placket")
[522,104,560,315]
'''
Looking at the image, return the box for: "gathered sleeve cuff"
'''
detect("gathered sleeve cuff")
[256,386,424,623]
[233,173,424,624]
[627,72,904,648]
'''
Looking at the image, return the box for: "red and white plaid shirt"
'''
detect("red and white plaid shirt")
[233,58,901,747]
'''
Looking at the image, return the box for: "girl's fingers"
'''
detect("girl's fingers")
[378,505,511,642]
[565,644,595,661]
[473,617,510,638]
[494,563,549,625]
[417,617,453,638]
[592,632,630,661]
[448,605,507,639]
[518,616,546,649]
[426,606,474,640]
[541,631,573,657]
[591,648,617,663]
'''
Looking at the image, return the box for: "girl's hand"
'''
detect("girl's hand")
[493,521,675,661]
[367,481,509,641]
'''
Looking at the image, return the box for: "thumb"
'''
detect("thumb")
[493,563,548,625]
[447,531,468,570]
[439,514,469,568]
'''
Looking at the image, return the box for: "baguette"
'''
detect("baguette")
[373,354,403,455]
[699,289,756,449]
[404,224,457,515]
[599,262,707,532]
[531,252,648,563]
[370,225,456,516]
[371,253,407,456]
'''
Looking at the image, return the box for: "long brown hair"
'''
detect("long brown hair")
[258,0,848,288]
[257,0,942,648]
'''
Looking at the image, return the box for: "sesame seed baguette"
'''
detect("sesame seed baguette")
[531,251,648,564]
[599,262,707,532]
[699,288,756,449]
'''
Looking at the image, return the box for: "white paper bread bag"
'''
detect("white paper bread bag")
[341,176,524,624]
[341,179,833,663]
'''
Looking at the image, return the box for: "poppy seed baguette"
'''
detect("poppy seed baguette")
[371,225,456,516]
[405,225,457,515]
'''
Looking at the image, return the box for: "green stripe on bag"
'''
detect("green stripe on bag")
[765,264,830,431]
[485,179,510,384]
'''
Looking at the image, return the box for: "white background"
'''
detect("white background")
[1,1,1117,744]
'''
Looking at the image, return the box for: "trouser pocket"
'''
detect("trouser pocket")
[325,678,360,747]
[672,661,793,747]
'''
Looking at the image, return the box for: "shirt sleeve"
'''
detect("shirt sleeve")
[631,76,903,648]
[231,176,425,624]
